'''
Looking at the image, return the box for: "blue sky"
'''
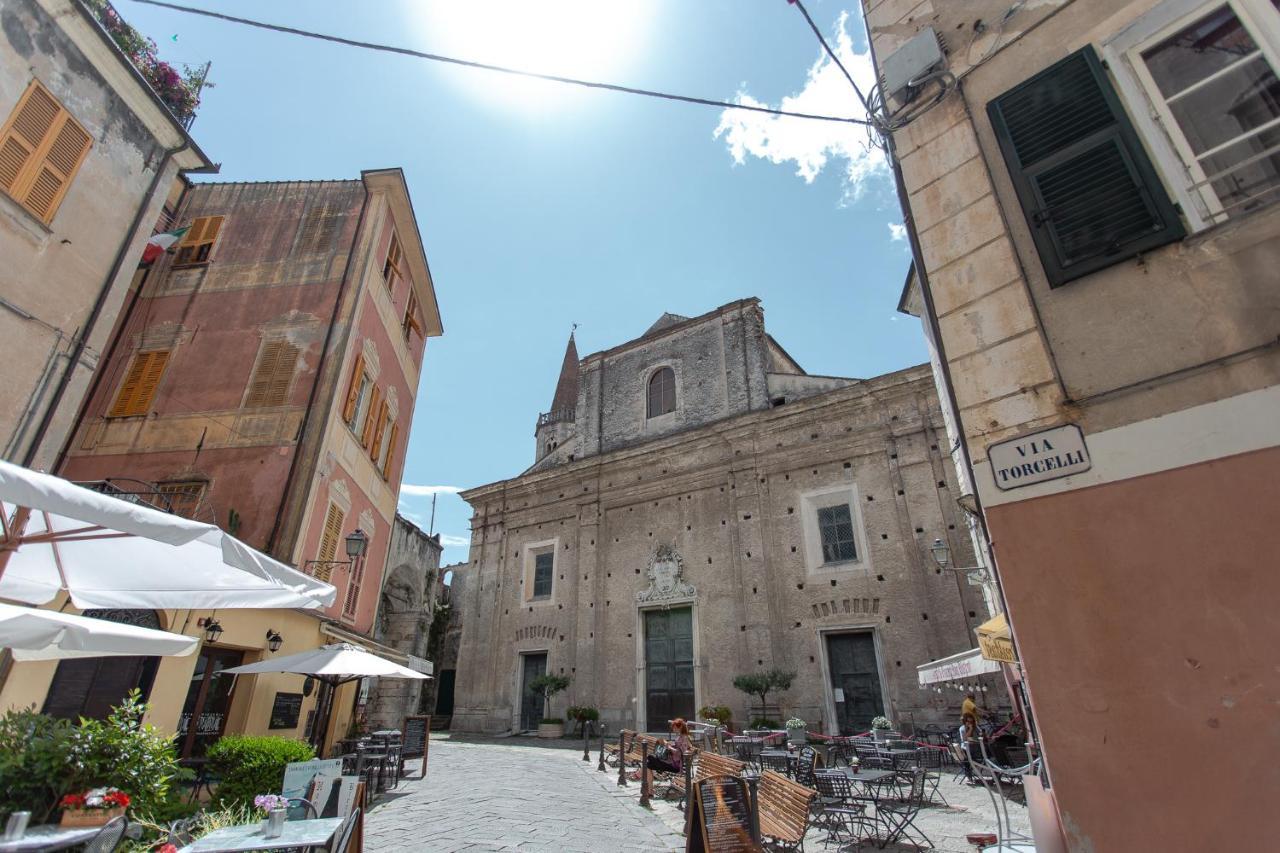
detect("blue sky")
[119,0,924,568]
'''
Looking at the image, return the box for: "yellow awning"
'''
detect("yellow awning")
[975,613,1016,663]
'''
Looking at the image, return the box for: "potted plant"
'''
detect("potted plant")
[253,794,288,838]
[785,717,807,745]
[732,669,795,728]
[58,788,129,827]
[871,716,894,742]
[565,705,600,736]
[528,674,571,738]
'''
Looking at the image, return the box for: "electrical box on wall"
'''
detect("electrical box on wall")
[881,27,944,105]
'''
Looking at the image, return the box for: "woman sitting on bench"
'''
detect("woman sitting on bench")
[647,718,693,774]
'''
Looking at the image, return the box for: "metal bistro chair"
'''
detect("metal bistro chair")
[916,745,949,805]
[794,745,819,788]
[812,769,872,848]
[329,807,361,853]
[165,815,202,848]
[875,768,932,850]
[731,736,763,768]
[853,742,892,771]
[84,816,128,853]
[760,750,791,778]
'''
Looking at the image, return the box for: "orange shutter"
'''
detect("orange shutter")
[0,81,91,224]
[381,423,399,479]
[341,354,364,423]
[108,351,169,417]
[314,503,345,582]
[360,385,381,447]
[245,341,299,408]
[369,399,389,461]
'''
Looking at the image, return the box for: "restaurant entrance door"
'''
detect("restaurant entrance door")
[643,607,695,730]
[826,632,885,735]
[178,647,244,758]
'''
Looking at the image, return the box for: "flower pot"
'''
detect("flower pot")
[873,729,891,743]
[787,729,807,745]
[60,807,124,828]
[537,722,564,738]
[263,808,287,838]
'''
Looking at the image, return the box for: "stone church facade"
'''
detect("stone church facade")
[452,299,984,735]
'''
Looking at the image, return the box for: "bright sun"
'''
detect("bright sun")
[413,0,653,109]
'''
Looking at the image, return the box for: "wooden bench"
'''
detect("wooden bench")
[604,729,635,767]
[757,769,815,852]
[625,733,663,767]
[667,751,745,801]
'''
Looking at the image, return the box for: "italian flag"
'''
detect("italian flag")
[141,225,189,264]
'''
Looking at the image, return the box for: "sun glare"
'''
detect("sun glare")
[413,0,653,110]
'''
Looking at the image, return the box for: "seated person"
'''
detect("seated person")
[646,718,693,774]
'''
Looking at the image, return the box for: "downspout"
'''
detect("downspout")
[27,143,190,469]
[265,186,372,558]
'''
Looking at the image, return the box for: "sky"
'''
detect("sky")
[117,0,925,569]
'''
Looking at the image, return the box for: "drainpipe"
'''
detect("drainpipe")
[29,143,209,470]
[265,186,372,559]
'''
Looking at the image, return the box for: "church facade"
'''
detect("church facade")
[451,299,985,735]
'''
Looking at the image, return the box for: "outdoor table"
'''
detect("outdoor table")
[0,825,100,853]
[176,817,343,852]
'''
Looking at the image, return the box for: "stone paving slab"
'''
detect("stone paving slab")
[367,737,1033,852]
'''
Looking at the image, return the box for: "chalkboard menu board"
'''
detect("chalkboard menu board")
[269,692,303,729]
[402,715,429,760]
[686,776,760,853]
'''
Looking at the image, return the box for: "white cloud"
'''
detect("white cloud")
[714,10,886,199]
[888,222,907,241]
[439,534,470,547]
[399,484,462,497]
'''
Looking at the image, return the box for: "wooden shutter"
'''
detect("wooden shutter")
[341,354,364,423]
[343,556,364,617]
[108,351,169,417]
[245,340,299,408]
[987,47,1184,287]
[381,422,399,479]
[314,503,344,582]
[176,215,225,264]
[360,385,381,447]
[369,399,389,461]
[0,80,91,224]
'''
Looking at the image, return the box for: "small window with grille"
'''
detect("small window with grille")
[817,504,858,564]
[156,481,207,520]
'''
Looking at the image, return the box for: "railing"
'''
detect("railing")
[75,478,176,513]
[537,407,576,428]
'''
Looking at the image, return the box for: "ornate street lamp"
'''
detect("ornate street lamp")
[303,529,369,576]
[265,629,283,653]
[203,618,224,644]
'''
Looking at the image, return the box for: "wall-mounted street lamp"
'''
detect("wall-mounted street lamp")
[203,618,224,644]
[265,629,283,653]
[929,538,990,586]
[303,529,369,576]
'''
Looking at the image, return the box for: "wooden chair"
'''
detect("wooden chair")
[604,729,635,767]
[669,752,746,806]
[757,769,815,852]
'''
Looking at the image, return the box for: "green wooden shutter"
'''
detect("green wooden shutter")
[988,47,1184,287]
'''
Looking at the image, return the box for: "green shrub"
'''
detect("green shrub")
[565,706,599,735]
[0,690,179,823]
[697,705,732,726]
[206,735,314,808]
[750,717,781,729]
[0,708,75,822]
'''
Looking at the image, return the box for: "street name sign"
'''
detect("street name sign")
[988,424,1091,490]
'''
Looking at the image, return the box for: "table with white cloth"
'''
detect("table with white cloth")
[176,818,344,852]
[0,825,100,852]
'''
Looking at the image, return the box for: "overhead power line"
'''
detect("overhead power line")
[789,0,873,115]
[128,0,872,127]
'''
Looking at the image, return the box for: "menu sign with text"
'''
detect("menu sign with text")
[686,776,760,853]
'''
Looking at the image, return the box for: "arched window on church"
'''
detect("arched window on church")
[647,367,676,418]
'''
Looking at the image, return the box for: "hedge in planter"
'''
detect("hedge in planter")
[206,735,314,808]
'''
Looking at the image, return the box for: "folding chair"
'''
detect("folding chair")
[84,817,127,853]
[813,769,873,848]
[875,769,932,850]
[917,746,949,806]
[760,750,791,777]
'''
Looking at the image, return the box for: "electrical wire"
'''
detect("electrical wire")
[126,0,871,127]
[789,0,873,115]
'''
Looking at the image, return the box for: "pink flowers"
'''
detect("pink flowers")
[253,794,288,812]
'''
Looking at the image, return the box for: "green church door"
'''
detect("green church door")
[644,607,695,730]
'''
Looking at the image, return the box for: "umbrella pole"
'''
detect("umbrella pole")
[0,507,31,582]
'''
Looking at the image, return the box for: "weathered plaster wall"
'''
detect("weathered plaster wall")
[0,0,191,468]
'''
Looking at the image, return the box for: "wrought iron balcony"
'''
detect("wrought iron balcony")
[536,407,576,429]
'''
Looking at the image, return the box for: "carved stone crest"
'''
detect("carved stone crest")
[636,543,696,603]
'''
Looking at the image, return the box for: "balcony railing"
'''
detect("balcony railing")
[537,407,576,429]
[76,478,175,513]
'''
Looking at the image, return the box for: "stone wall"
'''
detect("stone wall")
[452,362,983,735]
[365,514,442,732]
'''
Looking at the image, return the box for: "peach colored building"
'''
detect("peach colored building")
[871,0,1280,849]
[8,169,444,755]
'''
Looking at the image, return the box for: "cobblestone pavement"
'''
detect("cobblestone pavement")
[366,736,1032,852]
[364,737,684,852]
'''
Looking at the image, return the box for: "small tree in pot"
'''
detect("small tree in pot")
[528,674,572,738]
[732,669,795,728]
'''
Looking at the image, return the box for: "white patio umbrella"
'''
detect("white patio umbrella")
[222,643,429,750]
[0,601,199,660]
[0,460,335,610]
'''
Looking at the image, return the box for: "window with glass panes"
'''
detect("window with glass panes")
[1134,0,1280,223]
[532,550,554,599]
[647,367,675,418]
[817,504,858,564]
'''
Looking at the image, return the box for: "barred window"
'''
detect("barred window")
[817,504,858,564]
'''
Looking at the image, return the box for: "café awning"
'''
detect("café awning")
[976,612,1016,663]
[917,647,1003,686]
